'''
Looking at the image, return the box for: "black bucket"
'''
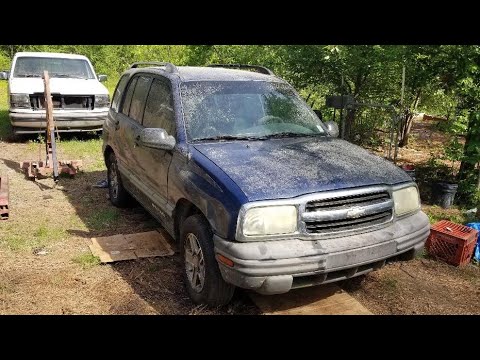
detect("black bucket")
[431,181,458,209]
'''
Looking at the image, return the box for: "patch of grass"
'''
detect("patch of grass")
[72,253,100,269]
[25,134,104,171]
[0,81,11,140]
[423,205,467,225]
[57,138,105,171]
[1,223,67,251]
[381,277,398,291]
[1,234,25,251]
[58,138,102,157]
[0,110,10,140]
[86,208,120,230]
[34,224,66,243]
[416,249,427,259]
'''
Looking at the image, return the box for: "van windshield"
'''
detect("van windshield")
[180,81,326,141]
[13,57,95,79]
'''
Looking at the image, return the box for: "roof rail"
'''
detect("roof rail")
[207,64,274,76]
[130,62,178,74]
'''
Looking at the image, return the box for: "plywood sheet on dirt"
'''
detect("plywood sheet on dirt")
[89,230,174,263]
[249,284,372,315]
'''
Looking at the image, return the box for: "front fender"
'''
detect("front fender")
[168,147,247,239]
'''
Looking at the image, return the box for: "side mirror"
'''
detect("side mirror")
[98,74,107,82]
[0,71,9,80]
[325,121,339,138]
[139,128,176,150]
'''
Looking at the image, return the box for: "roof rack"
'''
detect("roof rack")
[130,62,178,74]
[207,64,274,76]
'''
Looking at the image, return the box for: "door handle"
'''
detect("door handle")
[134,135,141,147]
[113,119,120,130]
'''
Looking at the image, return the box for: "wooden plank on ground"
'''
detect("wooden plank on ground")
[249,284,372,315]
[89,229,174,263]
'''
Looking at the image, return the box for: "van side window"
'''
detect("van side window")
[111,75,129,112]
[129,76,152,124]
[143,78,175,135]
[121,77,138,116]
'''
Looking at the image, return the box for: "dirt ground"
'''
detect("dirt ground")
[0,119,479,315]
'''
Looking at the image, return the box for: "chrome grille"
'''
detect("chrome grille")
[302,190,393,234]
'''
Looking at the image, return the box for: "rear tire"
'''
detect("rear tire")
[180,214,235,306]
[106,152,131,207]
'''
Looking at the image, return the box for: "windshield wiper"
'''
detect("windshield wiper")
[264,132,324,139]
[51,74,86,79]
[17,73,41,78]
[194,135,266,142]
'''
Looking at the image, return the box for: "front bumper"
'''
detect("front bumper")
[214,211,430,295]
[10,109,108,133]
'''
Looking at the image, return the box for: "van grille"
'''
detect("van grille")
[302,191,393,234]
[30,94,94,110]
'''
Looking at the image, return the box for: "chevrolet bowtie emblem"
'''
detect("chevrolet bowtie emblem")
[346,207,366,219]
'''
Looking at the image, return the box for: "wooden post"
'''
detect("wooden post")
[43,71,59,181]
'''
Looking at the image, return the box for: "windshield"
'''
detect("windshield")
[180,81,327,141]
[13,57,95,79]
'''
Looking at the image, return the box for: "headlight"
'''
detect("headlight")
[392,186,420,216]
[242,206,297,236]
[10,93,30,109]
[94,94,110,108]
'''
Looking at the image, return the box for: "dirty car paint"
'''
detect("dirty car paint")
[193,137,412,202]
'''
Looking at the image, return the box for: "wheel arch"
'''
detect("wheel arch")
[104,145,114,167]
[173,198,207,243]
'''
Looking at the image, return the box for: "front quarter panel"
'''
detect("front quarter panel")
[168,144,248,239]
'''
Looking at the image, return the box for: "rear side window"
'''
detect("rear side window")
[143,78,175,135]
[111,75,129,112]
[129,76,152,123]
[121,77,138,116]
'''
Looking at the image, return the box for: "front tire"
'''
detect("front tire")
[180,214,235,306]
[106,152,131,207]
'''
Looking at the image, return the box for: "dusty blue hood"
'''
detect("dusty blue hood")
[192,137,412,202]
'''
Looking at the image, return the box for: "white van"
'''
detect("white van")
[0,52,110,134]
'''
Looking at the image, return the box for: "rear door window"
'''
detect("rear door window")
[121,77,138,116]
[111,75,129,112]
[128,76,152,123]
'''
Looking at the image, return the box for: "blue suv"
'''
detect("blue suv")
[103,63,430,306]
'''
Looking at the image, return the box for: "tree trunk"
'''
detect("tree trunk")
[459,112,478,182]
[343,108,357,141]
[398,112,415,147]
[398,89,422,147]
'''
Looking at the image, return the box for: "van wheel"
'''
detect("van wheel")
[106,152,131,207]
[9,127,24,141]
[180,214,235,306]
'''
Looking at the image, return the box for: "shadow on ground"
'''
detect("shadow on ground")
[2,138,258,313]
